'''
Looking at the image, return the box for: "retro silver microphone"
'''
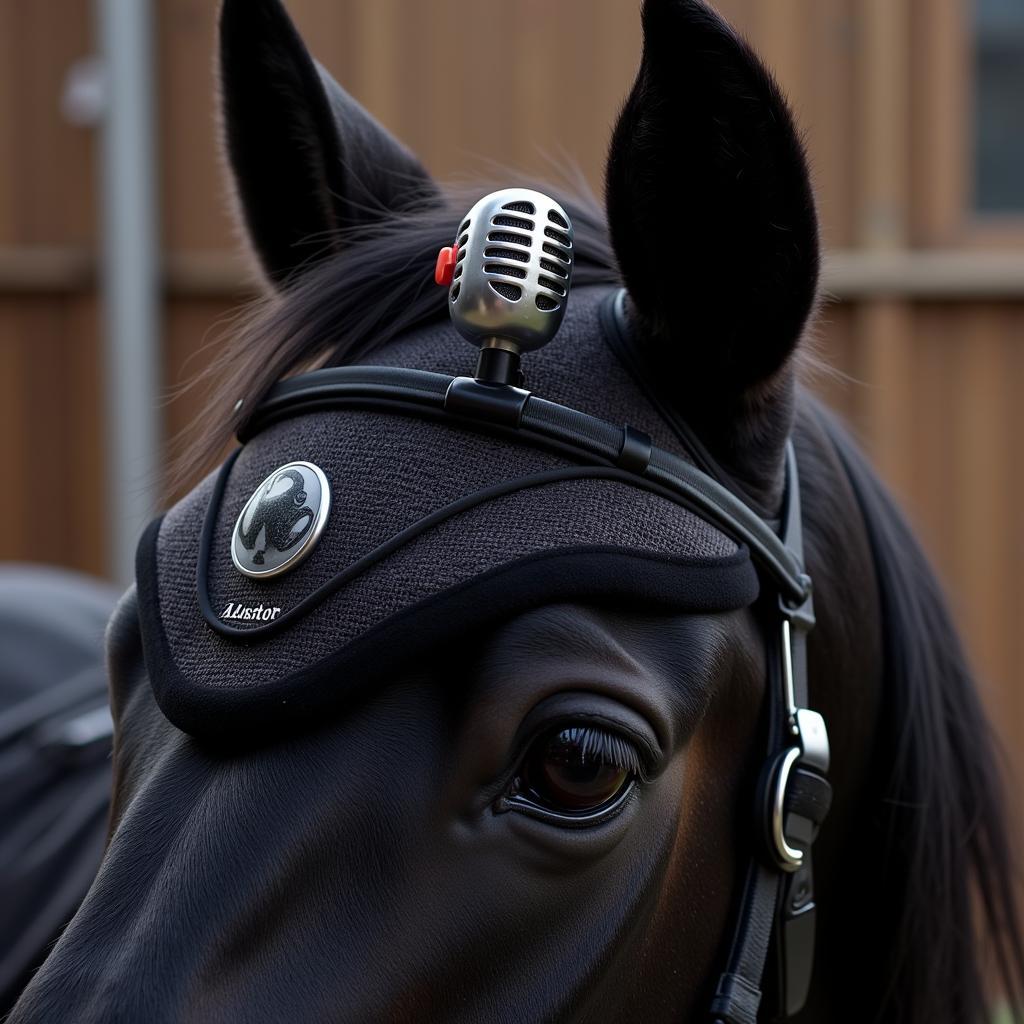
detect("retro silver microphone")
[435,187,574,385]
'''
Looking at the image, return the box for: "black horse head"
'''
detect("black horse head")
[10,2,1023,1023]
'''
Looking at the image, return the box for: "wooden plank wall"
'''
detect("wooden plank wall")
[0,1,103,571]
[0,1,1020,794]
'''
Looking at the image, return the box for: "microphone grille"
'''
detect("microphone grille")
[447,188,574,354]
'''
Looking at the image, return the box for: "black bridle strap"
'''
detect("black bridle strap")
[600,289,775,516]
[604,287,828,1021]
[242,367,811,607]
[710,443,828,1024]
[710,862,784,1024]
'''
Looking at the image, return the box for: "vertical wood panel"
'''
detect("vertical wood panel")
[803,0,858,248]
[951,311,1006,685]
[856,0,911,249]
[854,304,915,498]
[344,0,404,134]
[158,0,226,251]
[0,302,29,558]
[903,306,961,571]
[1006,308,1024,754]
[852,0,916,509]
[64,295,105,575]
[910,0,969,245]
[0,295,104,575]
[753,0,805,97]
[0,0,95,245]
[0,3,19,241]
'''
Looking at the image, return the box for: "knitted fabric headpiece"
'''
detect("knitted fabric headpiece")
[136,287,759,739]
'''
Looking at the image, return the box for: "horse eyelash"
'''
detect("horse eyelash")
[551,724,649,782]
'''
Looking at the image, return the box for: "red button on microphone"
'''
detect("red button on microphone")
[434,244,458,287]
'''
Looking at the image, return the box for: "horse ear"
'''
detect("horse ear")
[605,0,819,421]
[219,0,440,288]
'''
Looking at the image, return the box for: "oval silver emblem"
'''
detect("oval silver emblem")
[231,461,331,579]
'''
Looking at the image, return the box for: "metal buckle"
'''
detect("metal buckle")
[778,615,830,773]
[770,615,831,872]
[771,747,806,871]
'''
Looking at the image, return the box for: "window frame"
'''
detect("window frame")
[911,0,1024,248]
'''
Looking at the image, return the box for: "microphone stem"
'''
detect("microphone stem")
[475,345,523,386]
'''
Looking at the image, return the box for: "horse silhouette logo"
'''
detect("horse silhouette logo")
[231,461,331,578]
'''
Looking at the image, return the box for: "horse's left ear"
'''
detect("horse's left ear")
[606,0,819,420]
[219,0,440,288]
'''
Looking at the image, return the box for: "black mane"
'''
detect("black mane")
[818,407,1024,1022]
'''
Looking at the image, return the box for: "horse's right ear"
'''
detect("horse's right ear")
[605,0,819,422]
[219,0,440,288]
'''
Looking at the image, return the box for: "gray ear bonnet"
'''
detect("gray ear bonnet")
[136,288,759,739]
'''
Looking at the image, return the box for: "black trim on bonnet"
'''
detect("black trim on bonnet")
[136,516,758,741]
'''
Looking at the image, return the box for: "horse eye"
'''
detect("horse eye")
[511,724,639,816]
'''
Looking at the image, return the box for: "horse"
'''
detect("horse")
[10,0,1024,1021]
[0,565,115,1014]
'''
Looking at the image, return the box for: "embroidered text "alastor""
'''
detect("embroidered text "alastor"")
[221,602,282,623]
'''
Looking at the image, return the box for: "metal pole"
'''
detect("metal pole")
[97,0,161,585]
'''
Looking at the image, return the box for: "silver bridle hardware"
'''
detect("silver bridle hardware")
[770,615,831,872]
